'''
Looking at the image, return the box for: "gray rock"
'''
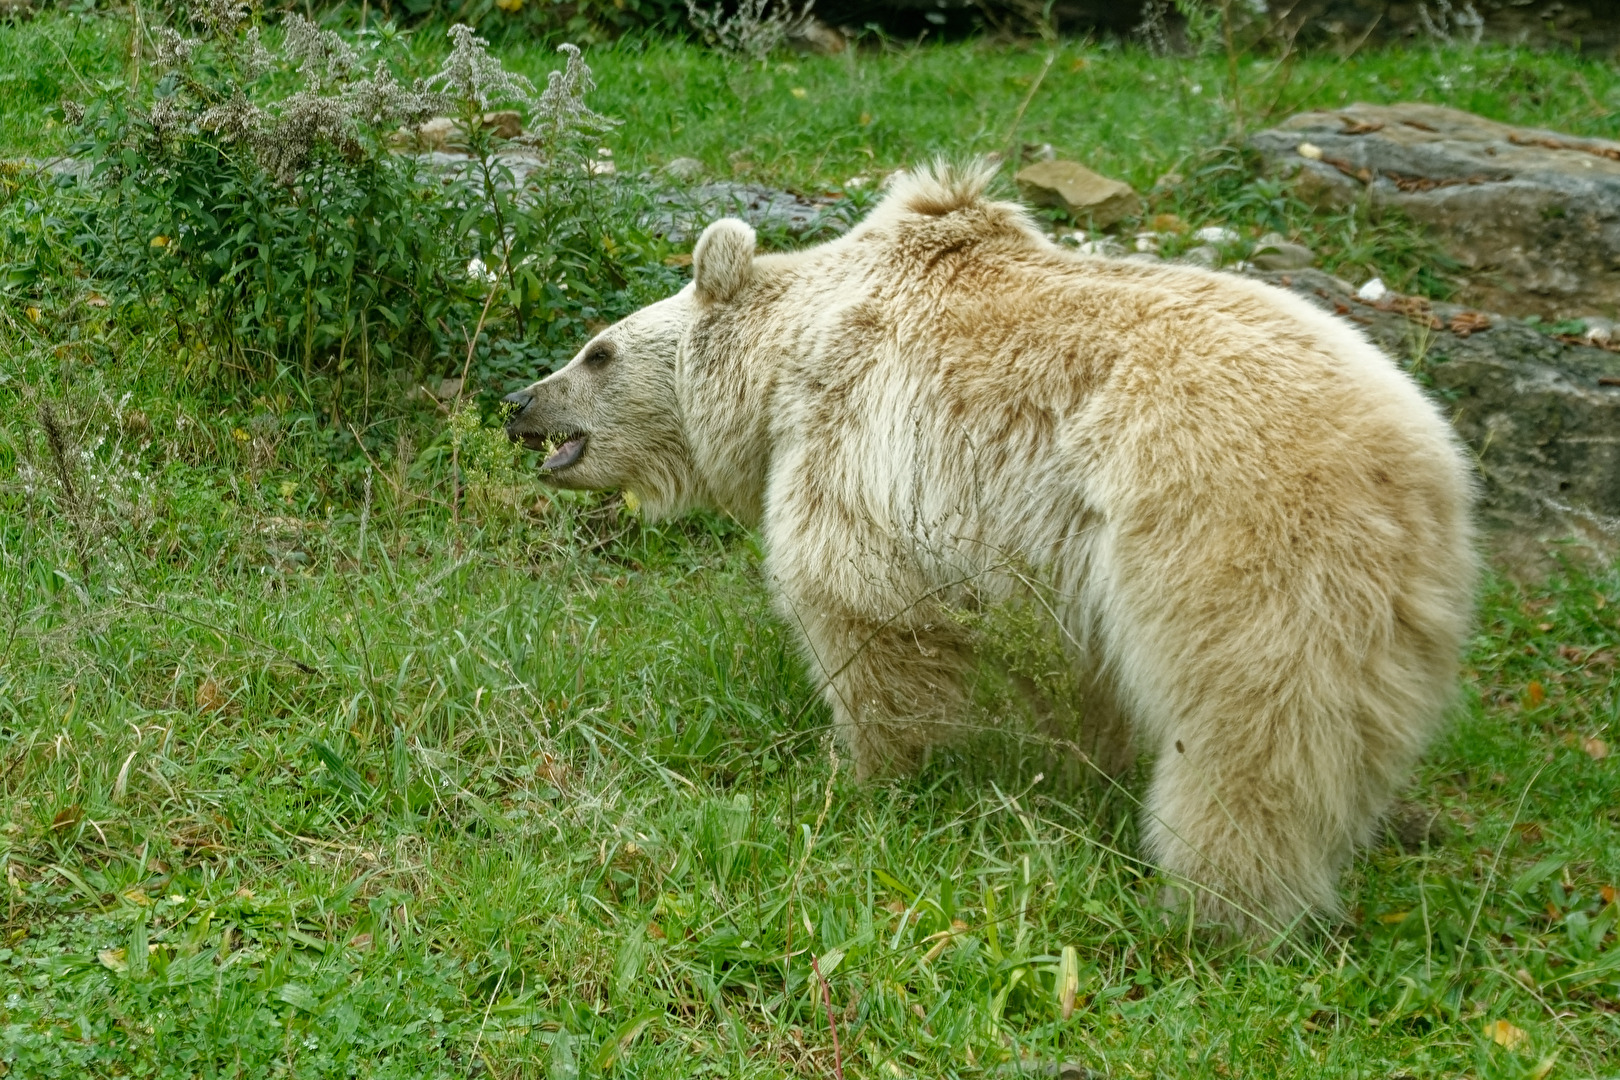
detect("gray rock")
[1251,103,1620,320]
[1252,268,1620,571]
[1015,159,1141,228]
[1021,142,1057,164]
[1250,233,1315,271]
[663,157,707,183]
[480,110,524,140]
[413,117,463,152]
[1580,316,1615,345]
[785,17,847,54]
[1179,244,1220,268]
[645,182,847,243]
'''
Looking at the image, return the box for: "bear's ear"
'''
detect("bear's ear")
[692,218,756,304]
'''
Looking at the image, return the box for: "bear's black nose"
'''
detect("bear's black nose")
[501,391,532,421]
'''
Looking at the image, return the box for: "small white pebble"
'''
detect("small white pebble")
[1195,226,1240,245]
[1356,277,1388,302]
[1297,142,1323,160]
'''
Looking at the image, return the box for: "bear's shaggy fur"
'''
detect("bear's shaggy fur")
[504,162,1478,935]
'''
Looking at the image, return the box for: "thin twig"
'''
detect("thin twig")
[810,954,845,1080]
[125,599,319,674]
[1003,50,1056,166]
[469,967,505,1065]
[450,246,512,540]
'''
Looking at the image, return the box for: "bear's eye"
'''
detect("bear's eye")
[583,342,615,369]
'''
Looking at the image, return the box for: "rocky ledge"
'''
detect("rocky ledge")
[1252,103,1620,322]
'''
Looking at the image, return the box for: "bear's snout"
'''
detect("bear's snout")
[501,390,533,420]
[502,391,536,444]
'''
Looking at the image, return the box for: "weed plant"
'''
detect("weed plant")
[4,7,679,425]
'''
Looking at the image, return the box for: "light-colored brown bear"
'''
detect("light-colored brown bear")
[504,161,1477,937]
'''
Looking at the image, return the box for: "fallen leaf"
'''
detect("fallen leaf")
[790,87,808,99]
[98,948,127,972]
[85,295,108,308]
[1524,681,1545,708]
[1536,622,1554,632]
[1449,311,1492,336]
[195,679,226,712]
[1057,944,1081,1020]
[122,888,151,906]
[1583,736,1610,760]
[1484,1019,1527,1049]
[921,932,952,964]
[347,933,373,952]
[1377,910,1409,924]
[663,253,693,267]
[1530,1054,1558,1080]
[1601,884,1617,905]
[51,805,82,832]
[647,921,666,940]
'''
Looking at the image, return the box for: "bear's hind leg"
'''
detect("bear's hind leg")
[1140,721,1359,937]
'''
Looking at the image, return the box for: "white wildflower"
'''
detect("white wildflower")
[686,0,814,62]
[282,14,359,86]
[429,24,536,111]
[525,43,617,147]
[153,27,199,70]
[240,26,274,82]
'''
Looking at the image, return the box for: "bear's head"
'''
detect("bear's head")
[502,218,757,519]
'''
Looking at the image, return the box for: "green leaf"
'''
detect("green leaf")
[310,739,376,804]
[277,982,321,1013]
[588,1012,658,1074]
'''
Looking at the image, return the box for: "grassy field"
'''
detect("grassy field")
[3,10,1620,1080]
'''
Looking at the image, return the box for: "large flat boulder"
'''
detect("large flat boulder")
[1251,103,1620,320]
[1254,268,1620,571]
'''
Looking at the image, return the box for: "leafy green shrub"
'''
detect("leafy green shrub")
[30,4,671,403]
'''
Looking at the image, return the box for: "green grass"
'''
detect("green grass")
[2,10,1620,1080]
[3,316,1618,1079]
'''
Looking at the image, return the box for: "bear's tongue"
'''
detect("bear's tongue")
[543,435,586,471]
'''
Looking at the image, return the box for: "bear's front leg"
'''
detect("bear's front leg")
[784,602,974,782]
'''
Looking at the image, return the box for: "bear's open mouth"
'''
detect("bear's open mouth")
[540,433,587,472]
